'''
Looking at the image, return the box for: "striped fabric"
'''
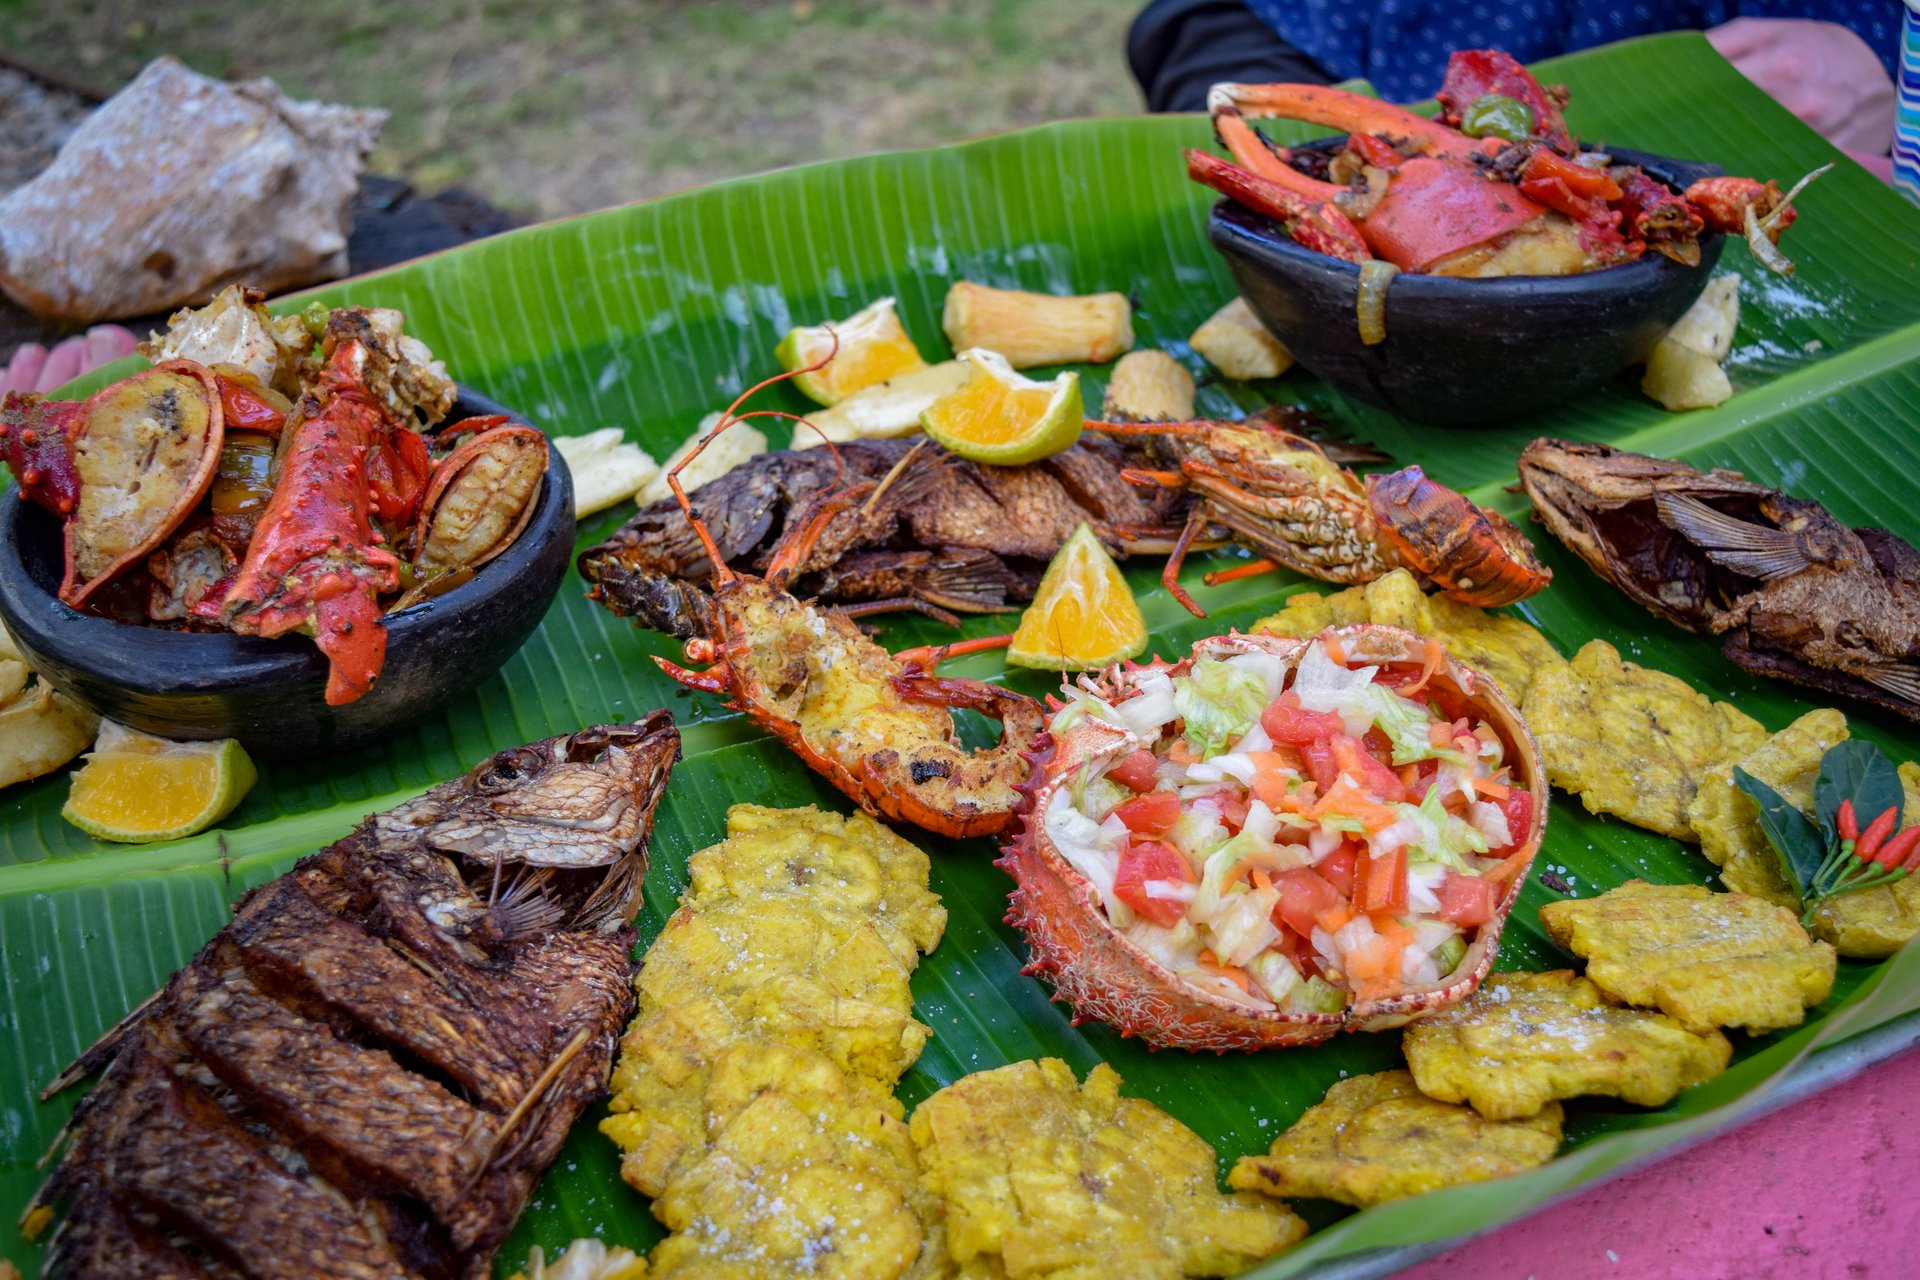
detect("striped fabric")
[1897,1,1920,204]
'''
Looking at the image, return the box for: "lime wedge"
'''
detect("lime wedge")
[62,721,257,843]
[776,296,927,406]
[920,349,1083,466]
[1009,523,1147,670]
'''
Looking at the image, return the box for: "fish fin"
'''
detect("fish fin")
[1859,664,1920,705]
[1654,492,1811,580]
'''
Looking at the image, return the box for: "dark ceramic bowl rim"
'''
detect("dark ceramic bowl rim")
[1208,143,1726,295]
[0,386,572,697]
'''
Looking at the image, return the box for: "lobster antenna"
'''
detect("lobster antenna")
[668,328,842,583]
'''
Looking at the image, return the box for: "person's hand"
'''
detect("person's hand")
[1,326,139,397]
[1707,18,1895,165]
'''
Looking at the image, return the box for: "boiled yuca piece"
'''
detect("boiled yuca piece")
[632,414,767,507]
[940,281,1133,368]
[1643,275,1738,410]
[551,428,659,517]
[1101,349,1197,422]
[1189,297,1293,380]
[789,359,968,449]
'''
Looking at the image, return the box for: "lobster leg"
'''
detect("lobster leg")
[1203,557,1281,587]
[1162,507,1211,619]
[1185,151,1372,264]
[651,654,735,697]
[831,596,964,627]
[893,634,1015,670]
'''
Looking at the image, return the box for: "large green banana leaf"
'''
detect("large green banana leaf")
[7,31,1920,1277]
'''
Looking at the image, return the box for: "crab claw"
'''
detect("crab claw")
[1208,82,1496,162]
[1365,466,1550,606]
[1186,150,1372,263]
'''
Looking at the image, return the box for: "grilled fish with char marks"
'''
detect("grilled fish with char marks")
[25,713,680,1280]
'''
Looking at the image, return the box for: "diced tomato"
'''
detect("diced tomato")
[1272,867,1346,938]
[1214,790,1250,833]
[1261,691,1346,745]
[1301,737,1339,793]
[1113,841,1194,927]
[1436,873,1499,927]
[1362,726,1395,762]
[1113,790,1180,835]
[1108,750,1160,792]
[1356,846,1408,915]
[1317,842,1360,897]
[1494,787,1534,854]
[215,375,288,434]
[1332,734,1405,803]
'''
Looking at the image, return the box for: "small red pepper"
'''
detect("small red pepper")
[1873,825,1920,869]
[215,375,287,435]
[1838,798,1859,843]
[1855,805,1901,862]
[1519,148,1624,201]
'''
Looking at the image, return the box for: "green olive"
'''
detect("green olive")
[1459,93,1535,143]
[209,431,278,516]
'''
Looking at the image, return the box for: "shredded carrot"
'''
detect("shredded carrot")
[1168,739,1199,764]
[1482,853,1529,885]
[1309,780,1399,832]
[1195,952,1252,993]
[1399,764,1418,789]
[1429,722,1454,748]
[1323,632,1348,667]
[1369,915,1416,948]
[1316,904,1355,934]
[1471,774,1511,801]
[1401,636,1446,696]
[1251,867,1274,894]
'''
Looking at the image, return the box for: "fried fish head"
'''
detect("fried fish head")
[1539,880,1836,1033]
[1689,714,1920,958]
[1522,640,1769,840]
[1404,970,1731,1120]
[911,1058,1306,1279]
[1226,1070,1562,1209]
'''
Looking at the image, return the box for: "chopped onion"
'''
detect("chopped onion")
[1356,260,1399,346]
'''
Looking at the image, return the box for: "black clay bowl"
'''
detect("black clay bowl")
[1206,147,1726,425]
[0,388,575,758]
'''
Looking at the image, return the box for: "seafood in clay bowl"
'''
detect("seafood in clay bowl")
[1193,49,1823,423]
[1001,624,1547,1049]
[0,288,575,756]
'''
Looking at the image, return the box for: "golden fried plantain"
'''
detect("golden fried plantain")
[1539,880,1836,1033]
[912,1058,1305,1279]
[1227,1070,1561,1209]
[1404,970,1731,1120]
[1252,570,1561,705]
[1689,711,1920,958]
[600,804,948,1278]
[1522,640,1768,840]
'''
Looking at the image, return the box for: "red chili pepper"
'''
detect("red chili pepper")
[215,375,287,435]
[1873,825,1920,869]
[1838,798,1859,842]
[1856,806,1901,862]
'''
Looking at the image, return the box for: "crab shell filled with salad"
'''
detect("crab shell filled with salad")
[999,624,1547,1051]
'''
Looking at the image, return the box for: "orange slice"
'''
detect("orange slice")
[1008,523,1147,670]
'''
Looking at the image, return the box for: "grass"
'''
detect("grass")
[0,0,1146,220]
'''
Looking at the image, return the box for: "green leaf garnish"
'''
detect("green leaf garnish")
[1733,766,1823,898]
[1813,739,1904,849]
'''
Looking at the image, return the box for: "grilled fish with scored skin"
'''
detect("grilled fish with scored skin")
[1518,439,1920,724]
[26,713,680,1280]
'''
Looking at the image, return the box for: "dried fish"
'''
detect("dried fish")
[1518,439,1920,724]
[27,714,679,1280]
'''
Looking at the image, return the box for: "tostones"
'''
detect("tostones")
[1539,880,1836,1033]
[1227,1070,1561,1209]
[600,805,949,1278]
[1252,570,1560,705]
[1404,970,1731,1120]
[1689,711,1920,959]
[911,1058,1305,1279]
[1521,640,1769,840]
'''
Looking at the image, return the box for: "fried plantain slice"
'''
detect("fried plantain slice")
[1226,1070,1562,1209]
[1539,880,1836,1033]
[912,1058,1305,1278]
[1522,640,1768,840]
[1404,970,1732,1120]
[600,805,949,1278]
[1252,570,1561,704]
[1689,710,1920,958]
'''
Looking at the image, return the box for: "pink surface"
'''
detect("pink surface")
[1397,1046,1920,1279]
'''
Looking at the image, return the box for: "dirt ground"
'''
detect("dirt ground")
[0,0,1147,220]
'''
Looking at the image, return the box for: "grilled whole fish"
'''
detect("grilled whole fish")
[577,435,1191,638]
[27,714,680,1280]
[1518,439,1920,723]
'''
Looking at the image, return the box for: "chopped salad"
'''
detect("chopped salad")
[1044,633,1534,1015]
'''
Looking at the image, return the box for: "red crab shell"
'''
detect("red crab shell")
[997,624,1548,1051]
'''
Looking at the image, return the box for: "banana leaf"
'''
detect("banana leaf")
[6,30,1920,1277]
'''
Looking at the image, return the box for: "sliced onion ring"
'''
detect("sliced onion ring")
[1357,260,1400,346]
[1744,163,1832,277]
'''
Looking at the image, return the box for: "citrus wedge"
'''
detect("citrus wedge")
[1008,523,1147,670]
[776,296,927,406]
[920,349,1083,466]
[62,721,257,843]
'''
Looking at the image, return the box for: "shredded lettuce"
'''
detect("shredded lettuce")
[1206,884,1281,967]
[1291,640,1380,736]
[1044,789,1127,916]
[1293,975,1347,1013]
[1173,657,1272,759]
[1189,847,1247,921]
[1249,951,1302,1004]
[1049,688,1121,734]
[1384,786,1491,870]
[1116,671,1177,736]
[1432,934,1468,973]
[1074,769,1128,820]
[1166,808,1228,865]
